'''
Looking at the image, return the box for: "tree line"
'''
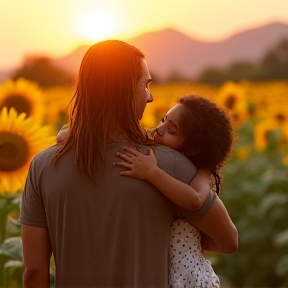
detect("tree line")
[196,38,288,85]
[11,38,288,87]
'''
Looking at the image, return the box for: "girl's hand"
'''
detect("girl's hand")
[114,147,158,180]
[56,124,68,143]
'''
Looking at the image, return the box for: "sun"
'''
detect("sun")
[77,9,118,42]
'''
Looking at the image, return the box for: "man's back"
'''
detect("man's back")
[20,140,195,288]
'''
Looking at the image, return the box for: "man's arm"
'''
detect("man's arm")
[22,225,52,288]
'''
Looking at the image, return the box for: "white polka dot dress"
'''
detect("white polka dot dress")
[169,218,220,288]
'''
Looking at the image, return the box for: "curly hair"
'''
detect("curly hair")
[177,94,235,194]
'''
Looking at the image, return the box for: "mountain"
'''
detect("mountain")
[2,22,288,83]
[53,21,288,81]
[0,69,15,83]
[126,22,288,80]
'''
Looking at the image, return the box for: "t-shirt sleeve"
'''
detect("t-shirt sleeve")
[19,156,48,228]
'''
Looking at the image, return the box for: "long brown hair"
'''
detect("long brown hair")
[53,40,148,182]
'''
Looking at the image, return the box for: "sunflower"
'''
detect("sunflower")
[279,122,288,149]
[282,154,288,166]
[0,78,45,124]
[216,81,248,126]
[0,107,55,194]
[268,104,288,126]
[43,86,74,128]
[236,146,250,160]
[254,119,278,152]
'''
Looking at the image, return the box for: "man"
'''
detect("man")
[20,40,214,288]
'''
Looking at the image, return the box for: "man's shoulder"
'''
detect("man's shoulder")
[32,144,59,165]
[26,145,59,179]
[141,144,192,164]
[154,145,195,167]
[152,144,187,158]
[137,144,196,182]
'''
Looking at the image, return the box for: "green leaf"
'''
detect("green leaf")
[258,193,288,216]
[4,259,23,269]
[274,228,288,247]
[275,254,288,276]
[0,237,23,260]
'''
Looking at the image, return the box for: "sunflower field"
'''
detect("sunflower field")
[0,78,288,287]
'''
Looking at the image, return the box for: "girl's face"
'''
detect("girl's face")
[154,104,185,151]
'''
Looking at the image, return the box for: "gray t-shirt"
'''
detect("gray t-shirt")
[20,140,214,288]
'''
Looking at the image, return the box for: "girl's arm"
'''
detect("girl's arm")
[114,147,211,211]
[115,147,239,255]
[192,195,238,254]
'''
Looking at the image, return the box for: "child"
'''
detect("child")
[114,94,237,288]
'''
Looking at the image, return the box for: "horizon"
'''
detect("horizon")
[1,20,288,73]
[65,20,288,56]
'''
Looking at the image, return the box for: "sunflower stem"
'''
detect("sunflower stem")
[0,195,8,244]
[0,195,8,288]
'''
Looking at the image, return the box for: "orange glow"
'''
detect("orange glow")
[1,0,288,69]
[75,9,119,42]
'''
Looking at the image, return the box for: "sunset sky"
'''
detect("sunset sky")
[1,0,288,69]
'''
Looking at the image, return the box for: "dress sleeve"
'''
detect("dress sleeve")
[19,156,48,228]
